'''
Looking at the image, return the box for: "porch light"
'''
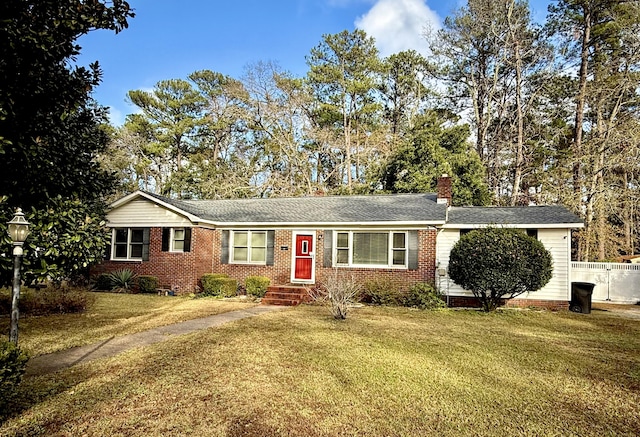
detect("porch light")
[7,208,31,256]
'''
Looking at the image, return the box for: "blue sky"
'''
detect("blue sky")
[78,0,551,125]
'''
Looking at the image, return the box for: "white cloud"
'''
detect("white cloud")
[355,0,441,58]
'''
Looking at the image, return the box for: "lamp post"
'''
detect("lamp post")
[7,208,30,345]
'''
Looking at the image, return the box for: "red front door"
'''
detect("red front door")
[293,234,314,281]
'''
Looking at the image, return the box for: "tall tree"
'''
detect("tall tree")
[306,29,384,190]
[128,79,204,197]
[0,0,133,285]
[547,0,640,260]
[0,0,133,209]
[379,110,491,206]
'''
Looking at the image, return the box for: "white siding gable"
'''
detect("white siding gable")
[436,228,572,302]
[107,198,193,227]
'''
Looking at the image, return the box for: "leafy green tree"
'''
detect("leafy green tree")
[0,0,133,286]
[448,228,553,311]
[379,110,491,206]
[0,0,133,208]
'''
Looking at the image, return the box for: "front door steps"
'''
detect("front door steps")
[261,285,312,306]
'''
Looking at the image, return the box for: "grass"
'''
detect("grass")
[1,304,639,436]
[0,292,259,356]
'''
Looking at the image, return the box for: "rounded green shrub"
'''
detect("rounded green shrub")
[0,340,29,409]
[448,227,553,311]
[137,275,159,293]
[201,274,237,298]
[401,282,446,310]
[245,276,270,297]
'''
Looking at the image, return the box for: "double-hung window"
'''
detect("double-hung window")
[231,230,267,264]
[172,228,186,252]
[112,228,147,260]
[334,231,408,268]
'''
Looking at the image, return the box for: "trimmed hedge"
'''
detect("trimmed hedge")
[91,273,112,291]
[245,276,270,297]
[201,274,238,297]
[137,275,159,293]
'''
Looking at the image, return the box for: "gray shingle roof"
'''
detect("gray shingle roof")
[144,192,446,224]
[448,206,583,226]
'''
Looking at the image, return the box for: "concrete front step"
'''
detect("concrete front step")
[262,285,311,306]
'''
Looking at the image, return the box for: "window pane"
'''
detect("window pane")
[392,250,406,265]
[336,248,349,264]
[251,248,266,262]
[337,232,348,248]
[234,247,248,261]
[115,229,127,243]
[353,233,388,265]
[234,232,248,246]
[174,229,185,240]
[173,240,184,251]
[131,229,144,243]
[130,244,143,258]
[393,233,406,249]
[251,232,266,247]
[114,244,127,258]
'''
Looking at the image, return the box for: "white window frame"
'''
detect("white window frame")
[111,228,144,261]
[170,227,186,252]
[333,231,408,269]
[230,230,267,265]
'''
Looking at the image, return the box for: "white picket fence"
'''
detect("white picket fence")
[571,262,640,304]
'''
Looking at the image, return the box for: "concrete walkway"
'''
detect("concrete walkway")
[25,305,284,377]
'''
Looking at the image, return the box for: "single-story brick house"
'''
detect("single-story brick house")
[93,176,583,308]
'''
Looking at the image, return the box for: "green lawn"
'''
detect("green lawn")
[0,292,259,356]
[1,302,639,436]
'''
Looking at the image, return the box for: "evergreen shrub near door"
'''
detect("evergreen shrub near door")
[201,274,238,297]
[245,276,270,297]
[448,227,553,311]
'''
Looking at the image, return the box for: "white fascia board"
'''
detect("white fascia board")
[441,223,584,229]
[108,191,202,224]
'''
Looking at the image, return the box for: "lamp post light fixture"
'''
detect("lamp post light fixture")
[7,208,30,345]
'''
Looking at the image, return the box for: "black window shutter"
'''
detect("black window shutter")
[323,230,333,268]
[142,228,151,261]
[221,230,229,264]
[408,230,418,270]
[161,228,170,252]
[104,231,112,260]
[266,230,275,266]
[184,228,192,252]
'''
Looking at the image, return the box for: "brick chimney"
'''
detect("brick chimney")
[437,174,452,206]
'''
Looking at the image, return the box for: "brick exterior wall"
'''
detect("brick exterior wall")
[211,229,438,291]
[91,227,214,294]
[92,226,569,310]
[447,296,569,310]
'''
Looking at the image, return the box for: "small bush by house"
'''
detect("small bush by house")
[137,275,159,294]
[400,282,446,310]
[245,276,270,298]
[359,278,406,306]
[201,274,238,298]
[0,340,28,410]
[91,273,113,291]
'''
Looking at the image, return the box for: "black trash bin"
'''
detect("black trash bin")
[570,282,595,314]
